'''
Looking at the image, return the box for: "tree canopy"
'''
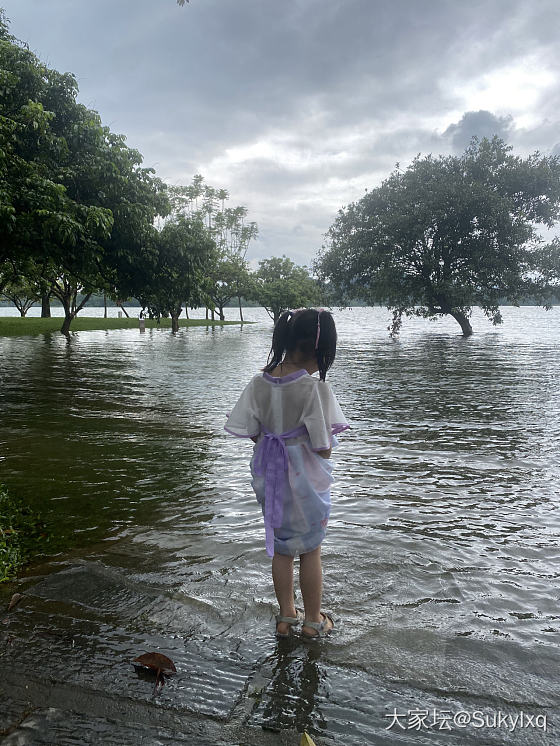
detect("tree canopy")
[317,137,560,335]
[168,175,257,320]
[252,256,321,323]
[0,10,171,333]
[139,216,216,332]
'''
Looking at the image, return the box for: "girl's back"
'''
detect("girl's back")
[227,369,346,450]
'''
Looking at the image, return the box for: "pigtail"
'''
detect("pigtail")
[315,310,337,381]
[263,311,292,373]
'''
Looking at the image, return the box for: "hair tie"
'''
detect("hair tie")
[287,307,305,321]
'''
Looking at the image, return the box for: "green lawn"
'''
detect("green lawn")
[0,316,245,337]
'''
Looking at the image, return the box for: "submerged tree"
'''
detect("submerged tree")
[139,216,216,333]
[252,256,322,323]
[168,176,257,319]
[206,252,251,321]
[317,137,560,336]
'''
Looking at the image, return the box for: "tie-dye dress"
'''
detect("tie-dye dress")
[225,369,349,557]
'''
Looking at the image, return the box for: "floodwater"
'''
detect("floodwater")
[0,306,559,745]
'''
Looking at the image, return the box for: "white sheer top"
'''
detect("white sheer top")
[225,369,349,451]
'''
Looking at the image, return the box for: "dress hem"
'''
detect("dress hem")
[224,426,260,438]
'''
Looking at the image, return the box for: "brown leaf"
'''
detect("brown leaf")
[7,593,24,612]
[133,652,176,674]
[133,652,177,697]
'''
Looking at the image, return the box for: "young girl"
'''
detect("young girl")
[225,308,349,639]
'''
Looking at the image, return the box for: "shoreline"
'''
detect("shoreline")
[0,317,247,337]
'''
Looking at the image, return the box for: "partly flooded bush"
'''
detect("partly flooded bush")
[0,484,48,582]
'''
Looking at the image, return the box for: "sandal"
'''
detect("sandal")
[275,609,303,638]
[302,612,334,639]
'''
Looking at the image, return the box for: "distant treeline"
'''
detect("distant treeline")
[1,293,558,309]
[0,293,262,309]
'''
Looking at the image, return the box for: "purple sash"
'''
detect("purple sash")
[253,425,307,557]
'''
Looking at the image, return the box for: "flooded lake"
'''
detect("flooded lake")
[1,306,559,745]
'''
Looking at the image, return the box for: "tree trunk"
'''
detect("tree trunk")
[61,313,74,335]
[450,310,473,337]
[52,282,83,335]
[238,295,244,323]
[117,302,130,318]
[205,307,209,320]
[211,309,215,321]
[218,305,225,321]
[104,292,107,319]
[41,294,51,318]
[171,304,182,333]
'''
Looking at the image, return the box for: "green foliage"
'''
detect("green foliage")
[317,137,560,335]
[0,484,47,582]
[0,263,40,315]
[252,256,322,322]
[0,12,170,333]
[168,175,257,257]
[206,252,252,319]
[167,175,257,319]
[137,216,216,329]
[0,33,81,263]
[532,237,560,296]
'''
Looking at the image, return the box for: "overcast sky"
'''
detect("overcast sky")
[3,0,559,265]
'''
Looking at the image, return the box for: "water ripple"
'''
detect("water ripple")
[1,306,559,744]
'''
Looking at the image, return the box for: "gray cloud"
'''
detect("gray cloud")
[443,111,514,153]
[3,0,560,260]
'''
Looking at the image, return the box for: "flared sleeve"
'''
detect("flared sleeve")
[225,376,261,438]
[303,380,350,451]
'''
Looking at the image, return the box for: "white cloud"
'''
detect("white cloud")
[445,56,556,129]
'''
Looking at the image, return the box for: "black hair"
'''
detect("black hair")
[263,308,337,381]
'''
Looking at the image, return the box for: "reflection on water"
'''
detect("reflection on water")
[254,643,325,735]
[0,307,559,744]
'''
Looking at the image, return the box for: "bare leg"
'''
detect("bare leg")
[299,546,333,636]
[272,553,297,635]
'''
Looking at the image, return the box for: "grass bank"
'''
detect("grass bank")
[0,316,245,337]
[0,485,56,582]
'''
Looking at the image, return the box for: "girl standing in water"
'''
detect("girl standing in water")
[225,308,349,638]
